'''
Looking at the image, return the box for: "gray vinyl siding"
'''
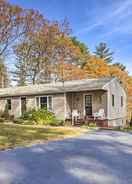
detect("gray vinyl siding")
[0,94,65,120]
[0,97,21,118]
[52,94,65,120]
[103,79,127,126]
[26,96,36,111]
[11,97,21,118]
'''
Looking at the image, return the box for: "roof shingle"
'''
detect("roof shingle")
[0,78,113,97]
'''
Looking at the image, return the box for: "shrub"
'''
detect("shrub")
[21,111,33,120]
[31,109,56,125]
[88,122,97,128]
[17,108,58,126]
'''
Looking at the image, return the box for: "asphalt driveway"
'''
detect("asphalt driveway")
[0,130,132,184]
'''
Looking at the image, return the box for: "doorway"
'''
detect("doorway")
[21,97,26,115]
[85,95,92,116]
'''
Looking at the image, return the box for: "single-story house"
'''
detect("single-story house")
[0,77,127,127]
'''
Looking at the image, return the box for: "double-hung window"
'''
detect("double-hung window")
[36,96,53,111]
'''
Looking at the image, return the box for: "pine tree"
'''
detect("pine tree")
[94,42,113,63]
[12,60,27,86]
[71,36,89,55]
[113,62,126,71]
[0,57,9,88]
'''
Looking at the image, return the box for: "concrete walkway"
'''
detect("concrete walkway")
[0,130,132,184]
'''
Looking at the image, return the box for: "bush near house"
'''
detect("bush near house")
[14,109,63,126]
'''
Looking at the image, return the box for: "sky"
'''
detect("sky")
[10,0,132,75]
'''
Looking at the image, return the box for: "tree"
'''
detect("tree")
[0,0,45,57]
[13,20,61,85]
[83,56,110,78]
[0,57,9,88]
[70,36,90,68]
[12,60,27,86]
[113,62,126,71]
[94,42,113,63]
[50,21,88,82]
[62,63,87,80]
[71,37,89,55]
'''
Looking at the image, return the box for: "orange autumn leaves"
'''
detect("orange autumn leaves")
[62,55,132,119]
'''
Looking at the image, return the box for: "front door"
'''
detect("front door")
[21,97,26,115]
[85,95,92,116]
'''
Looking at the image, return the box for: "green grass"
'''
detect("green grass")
[123,127,132,131]
[0,124,85,150]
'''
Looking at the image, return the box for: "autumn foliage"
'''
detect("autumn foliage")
[0,0,132,119]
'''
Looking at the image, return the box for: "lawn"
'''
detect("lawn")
[0,124,85,150]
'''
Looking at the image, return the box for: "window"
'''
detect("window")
[36,96,53,111]
[112,94,115,107]
[40,97,47,109]
[121,96,123,107]
[7,99,11,110]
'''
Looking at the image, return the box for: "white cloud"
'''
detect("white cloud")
[76,0,132,36]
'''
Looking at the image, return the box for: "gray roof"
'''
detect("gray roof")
[0,78,113,97]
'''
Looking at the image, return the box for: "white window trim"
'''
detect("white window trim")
[35,95,53,111]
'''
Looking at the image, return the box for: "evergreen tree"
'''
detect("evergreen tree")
[71,36,89,55]
[12,60,27,86]
[113,62,126,71]
[94,42,113,63]
[0,57,9,88]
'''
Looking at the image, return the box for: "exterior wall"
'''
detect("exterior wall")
[0,98,6,112]
[53,94,65,120]
[66,91,107,119]
[0,93,65,120]
[103,78,127,127]
[11,97,21,118]
[25,94,65,120]
[26,96,36,111]
[0,97,21,118]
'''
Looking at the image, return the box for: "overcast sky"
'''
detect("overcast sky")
[10,0,132,75]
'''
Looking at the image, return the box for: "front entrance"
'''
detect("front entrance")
[21,97,26,115]
[85,95,92,116]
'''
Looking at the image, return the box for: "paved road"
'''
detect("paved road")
[0,130,132,184]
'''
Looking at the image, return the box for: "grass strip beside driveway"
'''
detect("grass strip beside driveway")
[0,124,86,150]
